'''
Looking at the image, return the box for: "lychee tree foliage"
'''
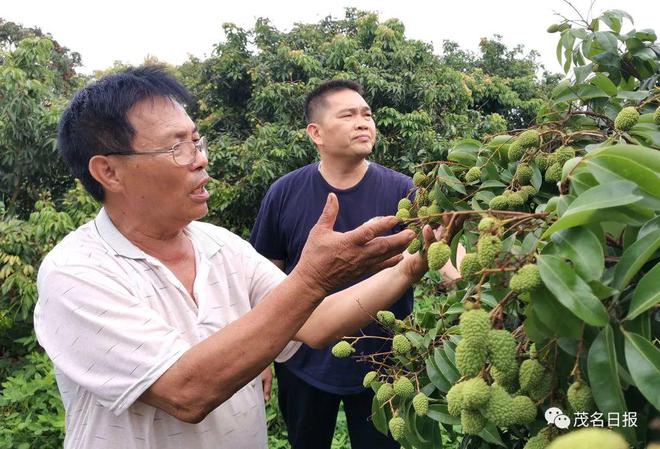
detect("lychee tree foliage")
[331,10,659,449]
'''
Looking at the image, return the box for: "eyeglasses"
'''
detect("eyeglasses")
[105,136,208,166]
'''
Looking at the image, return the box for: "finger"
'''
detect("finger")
[422,225,436,249]
[362,230,415,261]
[315,193,339,230]
[346,216,401,245]
[361,254,404,277]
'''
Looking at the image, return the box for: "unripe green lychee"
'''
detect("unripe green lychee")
[407,238,422,254]
[515,163,533,185]
[524,431,551,449]
[544,163,562,183]
[520,185,537,200]
[427,202,440,217]
[555,146,576,165]
[519,359,545,393]
[376,383,394,404]
[547,428,628,449]
[489,194,509,210]
[509,264,542,293]
[377,310,396,326]
[506,192,525,209]
[331,341,354,358]
[512,395,537,424]
[427,241,451,270]
[518,129,540,148]
[455,339,487,377]
[491,365,518,393]
[487,329,518,375]
[567,381,595,413]
[461,409,486,435]
[412,171,427,187]
[462,377,491,409]
[418,206,429,217]
[547,24,561,33]
[412,392,429,416]
[416,189,429,206]
[393,376,415,399]
[477,234,502,267]
[508,140,525,162]
[481,384,516,427]
[534,153,549,171]
[363,370,378,388]
[398,198,412,210]
[465,166,482,183]
[392,334,412,355]
[460,309,490,341]
[447,382,465,416]
[478,216,499,233]
[654,106,660,125]
[388,416,407,441]
[396,208,411,221]
[529,371,553,402]
[459,253,482,280]
[614,106,639,131]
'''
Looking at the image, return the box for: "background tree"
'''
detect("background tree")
[0,19,83,217]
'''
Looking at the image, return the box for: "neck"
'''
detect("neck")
[104,202,190,261]
[318,156,369,190]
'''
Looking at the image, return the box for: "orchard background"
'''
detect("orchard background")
[0,6,658,449]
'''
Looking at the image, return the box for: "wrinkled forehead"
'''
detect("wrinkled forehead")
[127,96,195,141]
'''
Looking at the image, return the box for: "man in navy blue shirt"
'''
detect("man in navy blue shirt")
[251,80,452,448]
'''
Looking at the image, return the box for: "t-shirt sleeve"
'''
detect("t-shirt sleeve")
[235,236,302,363]
[34,263,191,416]
[250,185,286,261]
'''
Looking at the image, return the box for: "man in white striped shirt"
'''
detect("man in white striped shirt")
[34,66,434,449]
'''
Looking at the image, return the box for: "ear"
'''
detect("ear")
[88,155,124,195]
[306,122,323,147]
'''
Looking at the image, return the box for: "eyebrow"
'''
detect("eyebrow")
[336,106,372,115]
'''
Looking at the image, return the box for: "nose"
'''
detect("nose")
[190,147,209,171]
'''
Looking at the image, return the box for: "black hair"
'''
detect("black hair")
[303,79,364,124]
[57,65,193,201]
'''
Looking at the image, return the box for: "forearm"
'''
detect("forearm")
[298,262,417,348]
[141,271,320,422]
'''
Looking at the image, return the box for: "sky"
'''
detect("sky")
[2,0,659,75]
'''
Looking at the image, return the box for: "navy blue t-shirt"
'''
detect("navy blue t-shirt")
[250,161,414,394]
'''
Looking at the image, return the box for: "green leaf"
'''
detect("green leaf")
[371,396,389,436]
[425,356,450,392]
[585,146,660,198]
[587,325,636,444]
[589,73,618,96]
[436,164,466,195]
[533,287,582,339]
[616,90,650,101]
[478,423,505,447]
[537,255,609,326]
[427,404,460,425]
[542,180,644,238]
[623,331,660,410]
[523,303,553,342]
[433,347,459,384]
[594,31,619,53]
[613,228,660,291]
[626,262,660,320]
[550,227,604,281]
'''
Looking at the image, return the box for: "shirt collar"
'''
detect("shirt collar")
[94,208,223,259]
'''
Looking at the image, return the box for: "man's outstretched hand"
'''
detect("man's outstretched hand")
[293,193,415,301]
